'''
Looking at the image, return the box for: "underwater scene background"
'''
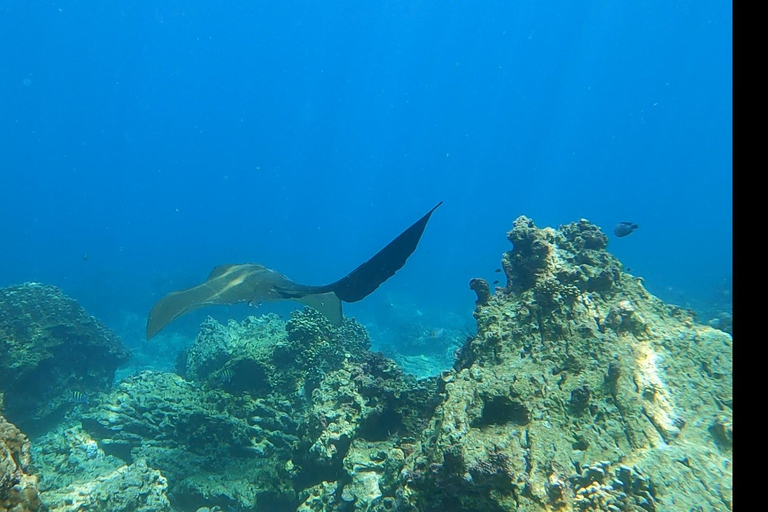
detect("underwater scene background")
[1,1,731,511]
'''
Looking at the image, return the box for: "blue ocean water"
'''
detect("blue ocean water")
[1,2,731,347]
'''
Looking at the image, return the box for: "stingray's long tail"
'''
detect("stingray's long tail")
[327,201,442,302]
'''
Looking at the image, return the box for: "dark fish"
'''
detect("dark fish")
[219,369,235,383]
[69,391,89,404]
[493,280,499,285]
[494,268,501,273]
[428,328,445,339]
[147,202,443,339]
[613,222,639,238]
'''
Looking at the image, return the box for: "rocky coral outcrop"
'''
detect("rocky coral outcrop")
[0,283,130,432]
[397,216,732,511]
[299,352,439,476]
[181,310,370,398]
[31,424,125,492]
[39,459,170,512]
[20,215,730,512]
[1,414,41,512]
[79,370,296,510]
[30,421,173,512]
[180,314,286,383]
[74,308,439,511]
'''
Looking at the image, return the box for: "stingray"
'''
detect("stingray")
[146,202,442,339]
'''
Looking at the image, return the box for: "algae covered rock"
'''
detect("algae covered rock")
[1,414,42,512]
[339,439,411,511]
[297,480,339,511]
[0,283,130,431]
[290,351,440,512]
[400,217,732,512]
[5,216,731,512]
[30,423,169,511]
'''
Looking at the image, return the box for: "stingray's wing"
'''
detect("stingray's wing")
[146,264,269,339]
[146,281,223,339]
[147,264,342,338]
[328,201,442,302]
[146,202,442,338]
[294,292,343,326]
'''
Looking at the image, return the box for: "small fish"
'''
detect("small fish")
[219,369,235,383]
[613,222,639,238]
[69,391,89,404]
[494,268,501,273]
[82,253,88,262]
[493,280,499,285]
[428,328,445,339]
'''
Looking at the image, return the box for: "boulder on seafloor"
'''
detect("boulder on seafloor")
[0,283,130,432]
[1,414,42,512]
[397,216,732,512]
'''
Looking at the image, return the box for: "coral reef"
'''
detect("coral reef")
[360,293,473,379]
[181,310,370,398]
[39,459,170,512]
[297,351,439,478]
[707,312,733,335]
[31,424,125,492]
[395,217,732,511]
[74,309,439,511]
[1,216,732,511]
[79,370,294,510]
[1,414,41,512]
[29,413,173,511]
[0,283,130,432]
